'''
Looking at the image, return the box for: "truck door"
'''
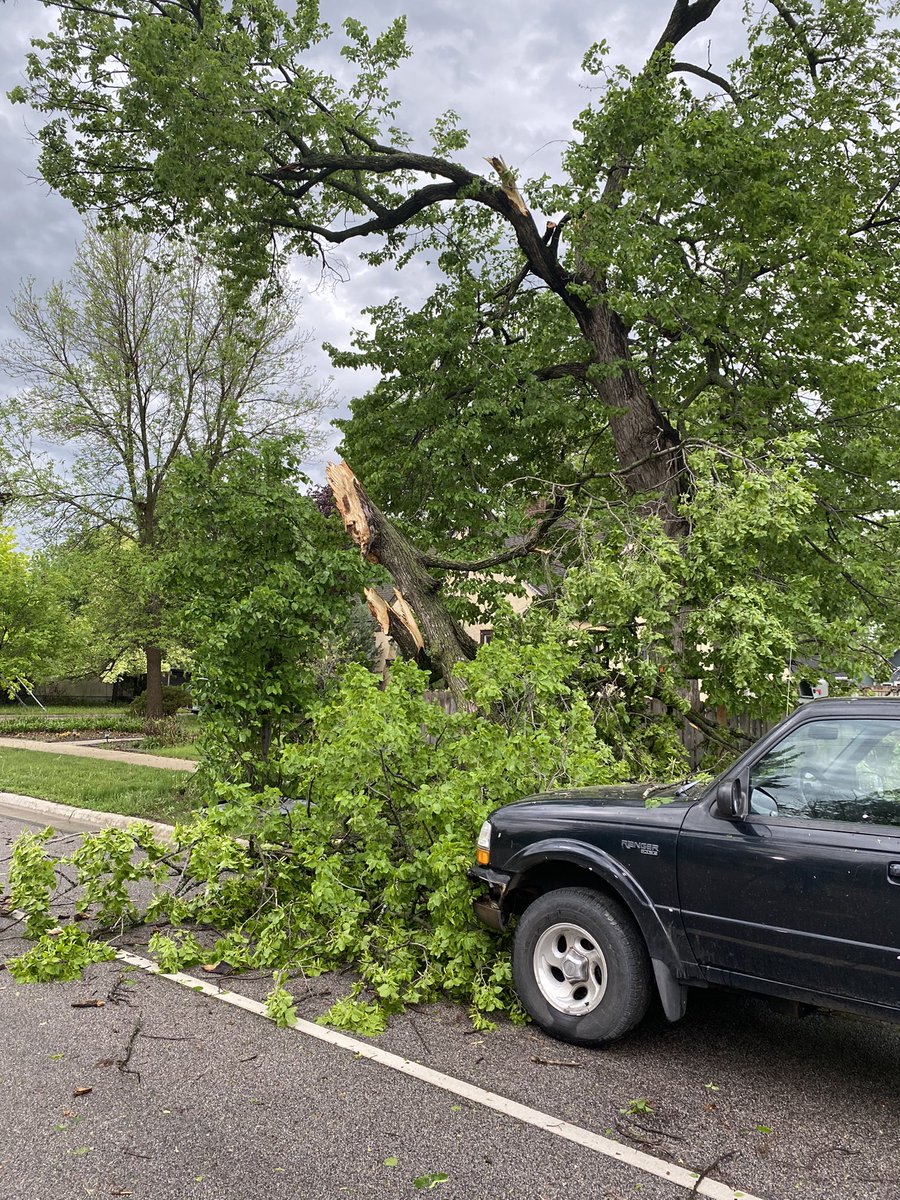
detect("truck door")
[677,715,900,1009]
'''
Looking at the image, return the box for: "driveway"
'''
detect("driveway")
[2,814,899,1200]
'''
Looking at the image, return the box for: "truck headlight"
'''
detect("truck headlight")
[476,819,492,866]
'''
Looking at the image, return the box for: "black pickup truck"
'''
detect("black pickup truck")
[470,698,900,1045]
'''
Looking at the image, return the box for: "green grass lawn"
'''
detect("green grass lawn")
[0,747,199,824]
[137,742,202,761]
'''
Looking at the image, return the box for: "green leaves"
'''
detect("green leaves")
[7,824,170,982]
[147,931,205,975]
[8,828,58,938]
[72,826,169,928]
[15,1,416,290]
[7,926,115,983]
[250,647,625,1029]
[0,530,70,697]
[159,438,368,787]
[413,1173,450,1190]
[2,628,625,1024]
[265,974,298,1028]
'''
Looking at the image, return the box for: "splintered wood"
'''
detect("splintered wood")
[485,155,529,216]
[364,587,426,662]
[325,460,377,561]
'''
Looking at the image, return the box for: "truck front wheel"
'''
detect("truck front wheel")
[512,887,652,1046]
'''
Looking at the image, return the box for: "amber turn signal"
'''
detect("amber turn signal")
[476,847,490,866]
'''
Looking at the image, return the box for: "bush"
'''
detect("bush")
[130,685,191,717]
[0,714,145,736]
[140,715,194,747]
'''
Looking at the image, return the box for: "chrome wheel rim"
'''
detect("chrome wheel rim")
[532,921,608,1015]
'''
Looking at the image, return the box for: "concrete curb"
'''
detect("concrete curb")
[0,737,197,772]
[0,791,177,841]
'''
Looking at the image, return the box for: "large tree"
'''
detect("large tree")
[1,224,325,717]
[13,0,900,713]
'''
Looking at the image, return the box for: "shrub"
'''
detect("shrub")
[129,685,191,717]
[140,715,192,746]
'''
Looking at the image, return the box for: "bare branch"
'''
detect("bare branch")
[419,493,568,573]
[671,61,739,101]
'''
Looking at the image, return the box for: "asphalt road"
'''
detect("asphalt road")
[2,814,899,1200]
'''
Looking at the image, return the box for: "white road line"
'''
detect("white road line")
[5,902,757,1198]
[115,948,762,1200]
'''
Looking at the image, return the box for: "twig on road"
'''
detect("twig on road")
[139,1033,197,1041]
[615,1116,685,1146]
[116,1015,143,1083]
[407,1014,431,1056]
[531,1055,583,1068]
[690,1149,735,1194]
[107,973,138,1006]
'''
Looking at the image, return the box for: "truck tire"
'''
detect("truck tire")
[512,887,652,1046]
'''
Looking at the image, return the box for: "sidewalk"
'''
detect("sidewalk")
[0,736,196,772]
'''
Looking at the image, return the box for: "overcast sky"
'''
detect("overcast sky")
[0,0,747,492]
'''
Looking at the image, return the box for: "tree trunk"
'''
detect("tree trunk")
[144,644,164,721]
[327,463,478,685]
[586,308,687,535]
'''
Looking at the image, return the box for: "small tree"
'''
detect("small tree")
[160,438,368,784]
[0,224,326,718]
[0,530,68,698]
[37,530,189,692]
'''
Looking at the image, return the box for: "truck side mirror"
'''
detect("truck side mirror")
[715,777,747,820]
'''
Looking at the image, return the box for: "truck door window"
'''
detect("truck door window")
[749,717,900,827]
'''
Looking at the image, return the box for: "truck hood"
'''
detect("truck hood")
[509,781,702,810]
[485,782,705,841]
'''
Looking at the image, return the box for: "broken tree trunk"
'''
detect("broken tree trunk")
[365,585,431,668]
[326,462,479,684]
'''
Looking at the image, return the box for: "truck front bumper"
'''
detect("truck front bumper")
[468,864,513,931]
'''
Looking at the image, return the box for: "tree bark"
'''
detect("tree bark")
[326,462,478,684]
[586,307,687,533]
[144,643,164,721]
